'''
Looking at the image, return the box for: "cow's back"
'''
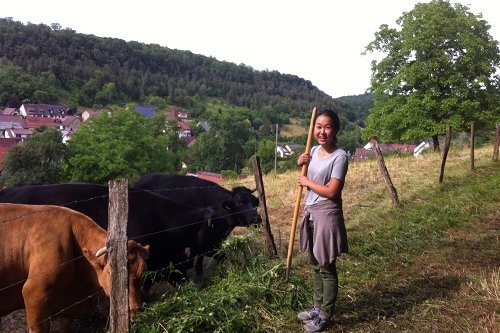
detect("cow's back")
[0,184,110,228]
[0,204,97,317]
[135,173,231,208]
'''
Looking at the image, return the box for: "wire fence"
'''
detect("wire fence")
[0,183,262,331]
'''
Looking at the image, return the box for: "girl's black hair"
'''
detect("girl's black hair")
[315,109,340,133]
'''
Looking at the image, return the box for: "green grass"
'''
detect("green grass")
[132,230,311,333]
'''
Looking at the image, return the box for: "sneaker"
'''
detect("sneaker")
[297,306,320,322]
[304,314,332,332]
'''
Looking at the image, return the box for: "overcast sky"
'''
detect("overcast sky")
[3,0,499,98]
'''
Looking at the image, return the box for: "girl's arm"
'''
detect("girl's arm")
[298,176,344,200]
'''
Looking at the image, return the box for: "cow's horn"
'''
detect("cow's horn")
[95,246,108,257]
[250,188,257,193]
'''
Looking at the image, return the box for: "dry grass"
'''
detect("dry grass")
[280,117,308,137]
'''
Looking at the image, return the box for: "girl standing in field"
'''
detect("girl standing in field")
[296,109,349,332]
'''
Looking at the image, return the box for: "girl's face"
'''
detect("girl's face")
[314,114,337,147]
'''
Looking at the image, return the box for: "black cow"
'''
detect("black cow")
[0,183,216,288]
[134,173,262,277]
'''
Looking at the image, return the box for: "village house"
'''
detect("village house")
[19,103,71,118]
[81,109,104,121]
[276,145,292,158]
[25,117,62,130]
[353,142,417,162]
[167,108,194,139]
[60,115,81,132]
[5,128,33,142]
[0,115,28,137]
[1,107,19,116]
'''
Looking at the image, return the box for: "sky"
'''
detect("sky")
[2,0,499,98]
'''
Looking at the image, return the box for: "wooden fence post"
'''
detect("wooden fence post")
[439,126,452,184]
[470,121,475,170]
[108,178,129,333]
[493,124,499,161]
[369,137,399,207]
[252,155,278,256]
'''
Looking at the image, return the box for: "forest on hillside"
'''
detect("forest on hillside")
[0,18,369,124]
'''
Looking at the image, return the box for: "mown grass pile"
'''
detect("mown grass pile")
[132,145,499,332]
[132,229,311,332]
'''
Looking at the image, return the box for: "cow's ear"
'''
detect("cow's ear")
[128,240,150,260]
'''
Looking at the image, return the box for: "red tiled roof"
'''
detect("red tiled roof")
[2,108,17,115]
[186,171,223,184]
[178,121,190,130]
[353,143,417,162]
[25,117,61,129]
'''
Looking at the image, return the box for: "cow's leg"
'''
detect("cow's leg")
[194,255,204,278]
[23,279,51,333]
[58,318,73,333]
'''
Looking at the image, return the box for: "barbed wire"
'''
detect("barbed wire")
[0,183,263,320]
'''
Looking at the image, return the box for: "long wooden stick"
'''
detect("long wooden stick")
[285,106,316,282]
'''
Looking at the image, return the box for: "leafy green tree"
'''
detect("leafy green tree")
[338,123,363,155]
[95,82,122,105]
[0,127,67,187]
[189,131,225,172]
[256,139,276,173]
[363,0,500,149]
[190,110,255,173]
[64,107,185,183]
[146,95,168,110]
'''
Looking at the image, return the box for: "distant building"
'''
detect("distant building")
[60,116,81,132]
[2,107,18,115]
[198,121,211,132]
[133,105,155,117]
[186,171,223,184]
[25,117,61,130]
[167,108,193,138]
[5,128,33,142]
[20,103,71,118]
[0,115,28,137]
[353,142,417,162]
[276,145,294,158]
[167,108,189,121]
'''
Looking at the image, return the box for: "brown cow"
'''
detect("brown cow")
[0,203,150,333]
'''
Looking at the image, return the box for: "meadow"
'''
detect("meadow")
[131,144,499,332]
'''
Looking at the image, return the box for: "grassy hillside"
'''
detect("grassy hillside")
[131,144,499,332]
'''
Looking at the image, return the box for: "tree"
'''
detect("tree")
[363,0,500,150]
[256,139,276,173]
[64,107,185,183]
[0,127,67,187]
[190,109,255,173]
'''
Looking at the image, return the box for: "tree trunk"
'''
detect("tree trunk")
[252,155,277,257]
[439,126,452,184]
[493,124,499,161]
[432,135,440,151]
[369,137,399,207]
